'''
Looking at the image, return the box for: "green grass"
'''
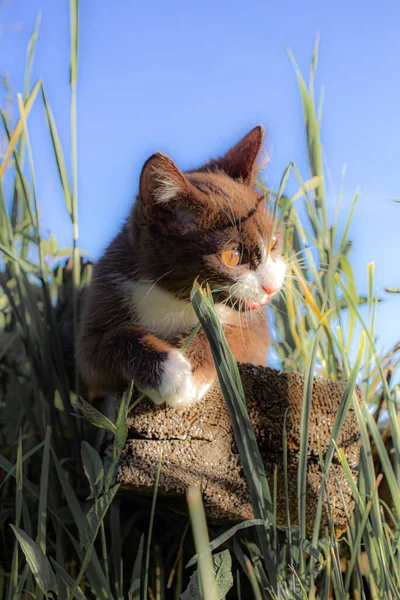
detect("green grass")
[1,4,400,599]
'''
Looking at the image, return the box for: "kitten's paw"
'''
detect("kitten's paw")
[143,351,210,408]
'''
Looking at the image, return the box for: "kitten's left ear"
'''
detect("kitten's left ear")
[210,125,265,185]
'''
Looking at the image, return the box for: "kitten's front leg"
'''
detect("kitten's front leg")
[79,324,209,407]
[140,346,198,407]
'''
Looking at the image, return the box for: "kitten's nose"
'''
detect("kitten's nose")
[262,285,279,295]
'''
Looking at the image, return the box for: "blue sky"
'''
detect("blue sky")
[1,0,400,355]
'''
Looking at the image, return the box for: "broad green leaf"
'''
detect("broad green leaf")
[69,486,119,600]
[76,396,116,432]
[211,550,234,597]
[80,441,104,500]
[11,526,57,593]
[182,550,233,600]
[114,394,129,454]
[82,485,120,548]
[105,393,130,490]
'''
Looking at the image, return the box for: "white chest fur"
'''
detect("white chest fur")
[122,281,238,339]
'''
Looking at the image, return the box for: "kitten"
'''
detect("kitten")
[77,125,286,407]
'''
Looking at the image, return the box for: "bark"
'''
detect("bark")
[118,364,361,535]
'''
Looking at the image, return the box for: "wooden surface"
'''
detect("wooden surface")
[118,364,361,534]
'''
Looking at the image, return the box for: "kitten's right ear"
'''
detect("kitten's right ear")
[201,125,265,185]
[139,153,192,213]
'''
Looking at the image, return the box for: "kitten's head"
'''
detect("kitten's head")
[131,125,286,310]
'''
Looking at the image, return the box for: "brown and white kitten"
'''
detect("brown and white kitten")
[77,125,286,407]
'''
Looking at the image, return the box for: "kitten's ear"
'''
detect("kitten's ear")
[140,153,190,206]
[139,152,199,226]
[212,125,265,185]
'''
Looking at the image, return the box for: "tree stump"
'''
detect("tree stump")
[118,364,361,534]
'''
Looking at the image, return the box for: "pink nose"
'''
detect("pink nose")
[262,285,279,295]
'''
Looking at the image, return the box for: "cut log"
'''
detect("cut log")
[118,364,361,534]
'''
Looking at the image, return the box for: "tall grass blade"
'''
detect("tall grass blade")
[37,427,51,557]
[7,434,23,600]
[186,486,218,600]
[0,80,41,179]
[69,0,80,397]
[49,558,89,599]
[41,85,72,215]
[186,519,265,568]
[190,282,276,583]
[129,533,144,600]
[10,14,41,228]
[243,555,263,600]
[297,327,321,578]
[144,453,162,600]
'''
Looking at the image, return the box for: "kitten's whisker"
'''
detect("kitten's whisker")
[219,207,239,232]
[286,245,318,260]
[283,277,326,301]
[136,269,176,306]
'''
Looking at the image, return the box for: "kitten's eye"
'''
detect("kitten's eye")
[269,236,278,251]
[221,248,241,267]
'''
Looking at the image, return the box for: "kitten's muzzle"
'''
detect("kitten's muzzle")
[245,294,271,310]
[262,284,280,296]
[245,285,281,310]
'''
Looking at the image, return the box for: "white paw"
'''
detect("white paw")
[143,351,211,408]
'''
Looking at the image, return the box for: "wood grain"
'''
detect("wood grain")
[118,364,361,534]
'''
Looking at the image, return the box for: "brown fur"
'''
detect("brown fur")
[78,125,284,403]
